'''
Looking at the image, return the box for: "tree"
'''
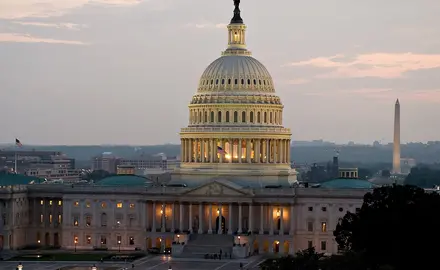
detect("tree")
[259,248,323,270]
[334,184,440,269]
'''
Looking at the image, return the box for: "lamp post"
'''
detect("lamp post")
[118,240,121,252]
[177,234,180,244]
[74,239,78,252]
[91,264,97,270]
[17,262,23,270]
[238,236,241,245]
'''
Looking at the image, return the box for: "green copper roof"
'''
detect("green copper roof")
[320,178,375,189]
[0,174,44,186]
[96,175,152,187]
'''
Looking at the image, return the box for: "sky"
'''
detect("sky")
[1,0,440,145]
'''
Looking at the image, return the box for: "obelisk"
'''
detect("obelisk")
[392,99,401,174]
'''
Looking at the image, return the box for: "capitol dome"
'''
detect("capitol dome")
[172,1,297,188]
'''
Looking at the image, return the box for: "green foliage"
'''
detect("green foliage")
[260,248,324,270]
[405,166,440,187]
[334,184,440,269]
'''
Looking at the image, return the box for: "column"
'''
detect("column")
[238,139,242,163]
[228,139,232,163]
[161,203,166,232]
[266,139,270,163]
[279,140,283,163]
[187,139,191,162]
[171,203,175,232]
[274,140,277,163]
[269,205,274,235]
[208,204,213,234]
[238,204,242,234]
[201,139,205,163]
[218,204,223,234]
[228,203,233,235]
[246,139,251,163]
[255,139,260,163]
[289,204,294,235]
[179,203,184,231]
[180,139,185,162]
[152,201,156,232]
[195,139,199,162]
[220,140,224,163]
[198,203,203,234]
[280,140,284,163]
[249,204,253,233]
[287,140,291,163]
[189,203,193,233]
[145,201,149,231]
[259,204,264,235]
[279,207,284,235]
[210,139,214,162]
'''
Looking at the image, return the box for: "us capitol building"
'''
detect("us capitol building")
[0,1,372,257]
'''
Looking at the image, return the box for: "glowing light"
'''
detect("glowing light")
[276,210,280,217]
[225,154,231,159]
[37,240,40,244]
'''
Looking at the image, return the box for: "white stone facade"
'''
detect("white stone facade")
[0,183,367,255]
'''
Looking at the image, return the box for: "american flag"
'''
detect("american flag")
[15,138,23,147]
[217,146,227,155]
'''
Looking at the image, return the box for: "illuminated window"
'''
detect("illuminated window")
[40,200,44,205]
[129,203,135,209]
[321,222,327,232]
[101,202,107,208]
[74,201,79,207]
[49,200,53,205]
[86,235,92,244]
[58,201,62,206]
[129,236,134,245]
[100,235,107,245]
[116,202,123,208]
[58,214,62,224]
[73,216,79,226]
[40,214,43,224]
[49,214,53,224]
[74,236,78,244]
[86,201,91,208]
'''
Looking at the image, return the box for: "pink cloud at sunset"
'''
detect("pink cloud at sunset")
[0,33,87,45]
[285,53,440,79]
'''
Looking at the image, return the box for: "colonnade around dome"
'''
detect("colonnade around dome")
[180,138,291,165]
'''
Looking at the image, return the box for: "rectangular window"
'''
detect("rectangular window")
[86,235,92,245]
[49,214,53,224]
[58,200,62,206]
[86,216,92,227]
[117,235,122,244]
[86,201,91,208]
[49,200,53,205]
[321,241,327,251]
[40,214,44,224]
[129,203,135,209]
[40,200,44,205]
[308,240,313,249]
[100,236,107,245]
[117,202,123,208]
[321,222,327,232]
[307,221,313,232]
[74,236,78,245]
[74,201,79,207]
[58,214,62,224]
[129,237,134,245]
[73,216,79,226]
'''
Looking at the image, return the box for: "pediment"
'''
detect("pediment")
[184,181,247,196]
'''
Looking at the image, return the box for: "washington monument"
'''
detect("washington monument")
[392,99,401,174]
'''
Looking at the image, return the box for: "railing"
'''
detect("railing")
[180,126,291,133]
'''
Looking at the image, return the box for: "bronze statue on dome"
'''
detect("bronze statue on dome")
[234,0,240,8]
[231,0,243,24]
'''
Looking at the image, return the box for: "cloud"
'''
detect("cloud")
[283,78,310,85]
[0,0,144,19]
[285,53,440,79]
[12,21,87,30]
[182,23,227,29]
[0,32,87,45]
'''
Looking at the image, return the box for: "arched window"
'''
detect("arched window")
[216,79,219,85]
[241,79,244,85]
[235,79,238,84]
[253,79,257,85]
[257,112,261,123]
[204,111,208,122]
[247,79,251,85]
[234,111,238,122]
[250,111,254,123]
[264,112,267,123]
[221,79,225,84]
[218,111,222,123]
[242,111,246,122]
[226,111,230,122]
[210,111,214,122]
[228,79,231,84]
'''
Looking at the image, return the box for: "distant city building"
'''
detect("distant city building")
[400,158,416,175]
[92,154,179,174]
[117,165,136,175]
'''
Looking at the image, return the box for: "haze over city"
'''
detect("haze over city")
[1,0,440,145]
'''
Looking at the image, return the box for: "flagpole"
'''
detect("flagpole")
[14,148,17,174]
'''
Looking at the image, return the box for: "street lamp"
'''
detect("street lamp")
[177,234,180,243]
[17,263,23,270]
[91,264,97,270]
[118,240,121,252]
[238,236,241,245]
[74,239,78,252]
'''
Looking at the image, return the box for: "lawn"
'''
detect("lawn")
[9,253,145,261]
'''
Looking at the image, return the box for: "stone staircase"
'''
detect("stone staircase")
[179,234,233,258]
